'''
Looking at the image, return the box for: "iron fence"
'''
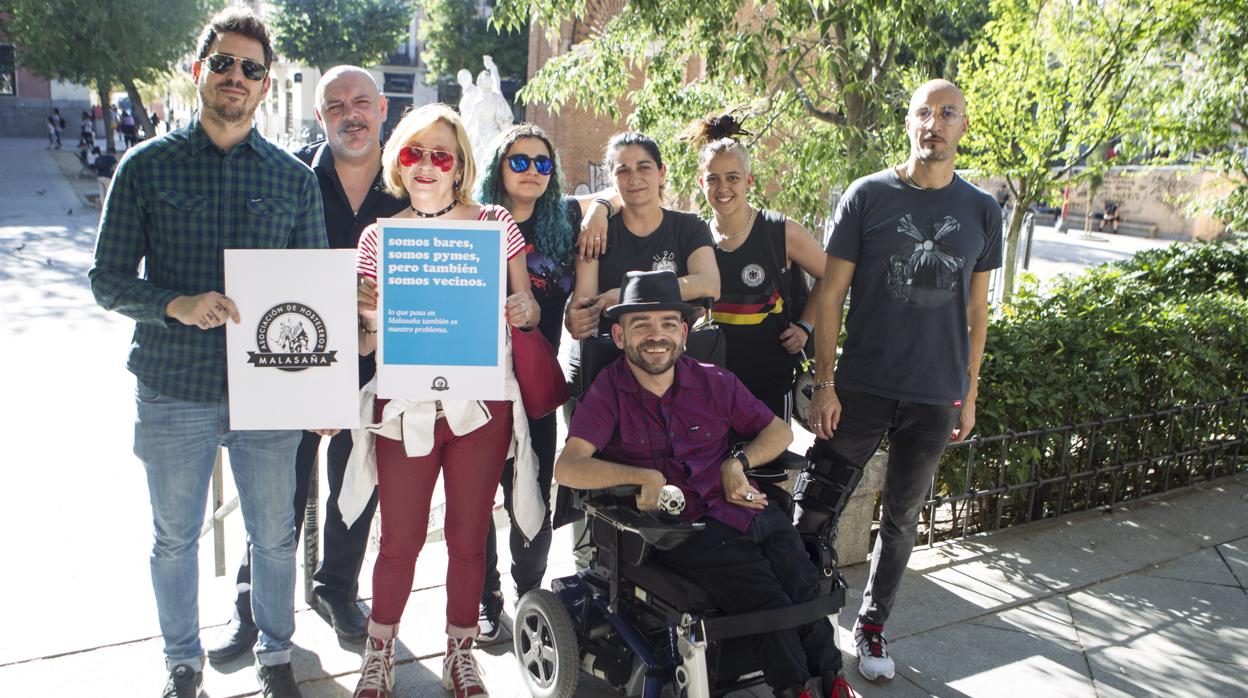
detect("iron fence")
[913,394,1247,545]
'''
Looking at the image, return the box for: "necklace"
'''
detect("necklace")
[411,200,457,218]
[895,164,928,191]
[714,206,757,243]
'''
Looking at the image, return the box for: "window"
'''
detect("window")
[0,44,16,96]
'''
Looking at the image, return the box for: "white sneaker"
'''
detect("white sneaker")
[854,620,895,681]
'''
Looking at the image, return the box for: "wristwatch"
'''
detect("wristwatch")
[730,449,751,471]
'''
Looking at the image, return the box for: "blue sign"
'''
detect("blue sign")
[379,221,503,368]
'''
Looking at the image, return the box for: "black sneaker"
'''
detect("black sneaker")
[161,664,202,698]
[477,591,504,642]
[206,617,257,663]
[257,662,303,698]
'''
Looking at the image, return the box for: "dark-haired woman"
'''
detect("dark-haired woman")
[688,115,827,419]
[566,131,720,342]
[472,123,618,638]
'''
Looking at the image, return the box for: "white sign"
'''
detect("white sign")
[376,217,506,401]
[225,249,360,430]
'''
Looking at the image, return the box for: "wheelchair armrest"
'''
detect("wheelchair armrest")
[748,467,789,484]
[583,500,705,551]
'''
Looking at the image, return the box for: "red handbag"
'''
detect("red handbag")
[511,326,570,419]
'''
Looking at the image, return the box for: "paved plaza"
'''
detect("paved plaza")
[0,137,1243,697]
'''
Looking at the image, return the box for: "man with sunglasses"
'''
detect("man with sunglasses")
[807,79,1002,683]
[90,7,324,698]
[207,65,406,661]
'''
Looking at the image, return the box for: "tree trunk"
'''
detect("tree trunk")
[1000,194,1033,304]
[122,78,156,141]
[96,81,116,154]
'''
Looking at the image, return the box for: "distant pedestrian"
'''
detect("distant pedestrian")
[79,111,95,148]
[46,117,60,149]
[119,110,137,148]
[1099,201,1121,234]
[150,112,161,137]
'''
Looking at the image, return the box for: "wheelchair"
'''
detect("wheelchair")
[512,447,850,698]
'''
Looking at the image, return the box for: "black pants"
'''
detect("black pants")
[482,411,556,600]
[655,504,842,692]
[232,429,378,622]
[819,386,961,626]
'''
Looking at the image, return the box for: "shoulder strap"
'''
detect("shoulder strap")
[758,209,792,320]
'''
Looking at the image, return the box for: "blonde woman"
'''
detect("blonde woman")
[345,103,537,698]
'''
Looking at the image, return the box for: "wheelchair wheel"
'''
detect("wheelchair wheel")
[514,589,580,698]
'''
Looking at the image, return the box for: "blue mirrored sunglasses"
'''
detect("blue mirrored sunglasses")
[507,154,554,176]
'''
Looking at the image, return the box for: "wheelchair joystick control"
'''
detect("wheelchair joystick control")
[657,485,685,519]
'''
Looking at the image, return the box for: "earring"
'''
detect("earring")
[454,179,461,190]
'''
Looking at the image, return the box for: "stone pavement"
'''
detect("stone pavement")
[1,136,1243,697]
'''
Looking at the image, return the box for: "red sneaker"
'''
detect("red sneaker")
[442,636,488,697]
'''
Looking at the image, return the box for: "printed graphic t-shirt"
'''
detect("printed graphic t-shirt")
[595,208,713,334]
[520,197,582,350]
[826,169,1002,404]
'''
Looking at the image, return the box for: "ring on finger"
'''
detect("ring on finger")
[744,492,756,502]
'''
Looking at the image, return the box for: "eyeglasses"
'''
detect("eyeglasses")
[910,106,964,124]
[507,154,554,176]
[398,145,456,171]
[204,53,268,82]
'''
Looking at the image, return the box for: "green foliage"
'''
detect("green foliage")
[5,0,221,87]
[493,0,989,226]
[978,247,1248,433]
[937,237,1248,531]
[1140,0,1248,233]
[416,0,529,84]
[270,0,413,72]
[959,0,1197,302]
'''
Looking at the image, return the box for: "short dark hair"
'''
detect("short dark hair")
[604,131,664,172]
[196,6,273,68]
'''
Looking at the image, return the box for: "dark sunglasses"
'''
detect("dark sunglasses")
[205,53,268,81]
[398,145,456,172]
[507,154,554,176]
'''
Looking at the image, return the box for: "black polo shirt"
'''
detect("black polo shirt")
[294,141,408,385]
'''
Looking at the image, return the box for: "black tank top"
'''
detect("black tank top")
[712,209,794,392]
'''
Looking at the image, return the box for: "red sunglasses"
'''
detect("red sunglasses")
[398,145,456,172]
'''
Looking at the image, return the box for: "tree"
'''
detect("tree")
[4,0,222,150]
[1143,0,1248,234]
[417,0,529,85]
[959,0,1192,302]
[270,0,413,74]
[492,0,989,224]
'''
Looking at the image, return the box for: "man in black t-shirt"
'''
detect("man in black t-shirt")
[207,66,407,662]
[808,79,1001,683]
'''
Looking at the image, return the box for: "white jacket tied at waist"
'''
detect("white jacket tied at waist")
[338,338,545,542]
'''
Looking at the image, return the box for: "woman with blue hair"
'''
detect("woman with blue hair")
[473,123,618,639]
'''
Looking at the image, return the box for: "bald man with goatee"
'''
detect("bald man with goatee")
[208,66,407,663]
[807,79,1002,682]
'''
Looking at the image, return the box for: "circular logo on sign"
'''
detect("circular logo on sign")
[248,302,336,373]
[741,263,766,288]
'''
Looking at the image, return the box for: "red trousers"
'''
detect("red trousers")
[370,401,512,632]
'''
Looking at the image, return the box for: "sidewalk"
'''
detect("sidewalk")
[1,135,1243,697]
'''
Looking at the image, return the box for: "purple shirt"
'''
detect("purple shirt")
[569,354,777,531]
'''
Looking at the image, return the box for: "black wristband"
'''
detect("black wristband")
[731,448,751,471]
[796,319,813,336]
[594,197,615,217]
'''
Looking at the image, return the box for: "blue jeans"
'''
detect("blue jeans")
[134,380,300,670]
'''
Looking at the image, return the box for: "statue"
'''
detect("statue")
[459,55,514,168]
[456,69,481,125]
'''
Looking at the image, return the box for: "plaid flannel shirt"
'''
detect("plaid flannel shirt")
[90,118,328,402]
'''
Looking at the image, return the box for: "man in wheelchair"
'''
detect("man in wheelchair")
[553,271,854,698]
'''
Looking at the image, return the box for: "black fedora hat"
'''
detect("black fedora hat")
[604,270,700,324]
